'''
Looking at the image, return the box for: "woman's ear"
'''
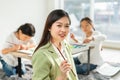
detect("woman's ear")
[48,28,51,32]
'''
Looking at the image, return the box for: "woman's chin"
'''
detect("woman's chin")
[59,38,65,41]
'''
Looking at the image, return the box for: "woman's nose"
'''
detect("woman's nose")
[61,27,66,31]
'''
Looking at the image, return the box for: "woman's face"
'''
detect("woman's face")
[80,20,93,33]
[49,16,70,42]
[18,30,32,41]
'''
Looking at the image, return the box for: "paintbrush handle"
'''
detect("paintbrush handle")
[57,48,76,77]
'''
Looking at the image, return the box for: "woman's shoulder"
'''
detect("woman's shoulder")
[33,47,47,55]
[32,48,48,61]
[32,47,52,66]
[33,43,52,56]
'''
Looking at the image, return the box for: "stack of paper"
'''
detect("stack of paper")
[17,48,35,55]
[96,63,120,77]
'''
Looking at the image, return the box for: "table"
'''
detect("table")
[71,44,94,75]
[11,51,32,77]
[12,51,32,60]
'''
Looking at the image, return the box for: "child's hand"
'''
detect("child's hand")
[70,33,78,43]
[70,33,75,39]
[12,45,21,51]
[83,38,91,43]
[20,45,28,50]
[83,37,94,43]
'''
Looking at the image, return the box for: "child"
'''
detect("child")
[1,23,36,77]
[71,17,106,74]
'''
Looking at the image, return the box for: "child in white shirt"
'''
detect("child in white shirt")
[71,17,106,74]
[1,23,36,77]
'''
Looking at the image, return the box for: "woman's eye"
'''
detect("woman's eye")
[57,25,62,27]
[65,25,69,28]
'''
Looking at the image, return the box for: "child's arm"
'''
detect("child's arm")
[20,38,36,50]
[70,33,78,43]
[2,45,21,54]
[83,36,94,43]
[20,43,36,50]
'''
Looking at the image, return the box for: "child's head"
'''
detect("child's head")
[16,23,35,41]
[80,17,95,33]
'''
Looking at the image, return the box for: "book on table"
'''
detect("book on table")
[70,43,89,54]
[17,48,35,55]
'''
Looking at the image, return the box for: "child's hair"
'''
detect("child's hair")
[16,23,35,37]
[80,17,95,31]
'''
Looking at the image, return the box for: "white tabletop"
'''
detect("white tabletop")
[11,51,32,60]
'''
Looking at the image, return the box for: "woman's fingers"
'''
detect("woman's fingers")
[60,60,71,73]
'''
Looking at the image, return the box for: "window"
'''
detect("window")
[64,0,120,41]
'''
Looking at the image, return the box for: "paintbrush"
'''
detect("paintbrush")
[57,47,76,77]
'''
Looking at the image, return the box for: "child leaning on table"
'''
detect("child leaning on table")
[0,23,36,77]
[70,17,106,74]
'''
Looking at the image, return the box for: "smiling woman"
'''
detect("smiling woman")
[48,16,70,43]
[32,9,79,80]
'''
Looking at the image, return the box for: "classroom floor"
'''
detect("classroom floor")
[101,48,120,63]
[101,48,120,80]
[0,48,120,80]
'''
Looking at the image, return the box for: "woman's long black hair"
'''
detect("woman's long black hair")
[34,9,71,52]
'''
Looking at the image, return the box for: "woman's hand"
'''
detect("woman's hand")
[58,60,71,80]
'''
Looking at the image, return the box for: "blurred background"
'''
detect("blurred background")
[0,0,120,49]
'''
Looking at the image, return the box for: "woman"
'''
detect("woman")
[72,17,106,74]
[32,9,78,80]
[1,23,36,77]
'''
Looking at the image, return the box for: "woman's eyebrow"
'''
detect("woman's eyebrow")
[55,21,62,24]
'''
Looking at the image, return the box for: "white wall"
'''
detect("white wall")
[0,0,72,51]
[0,0,52,50]
[103,40,120,49]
